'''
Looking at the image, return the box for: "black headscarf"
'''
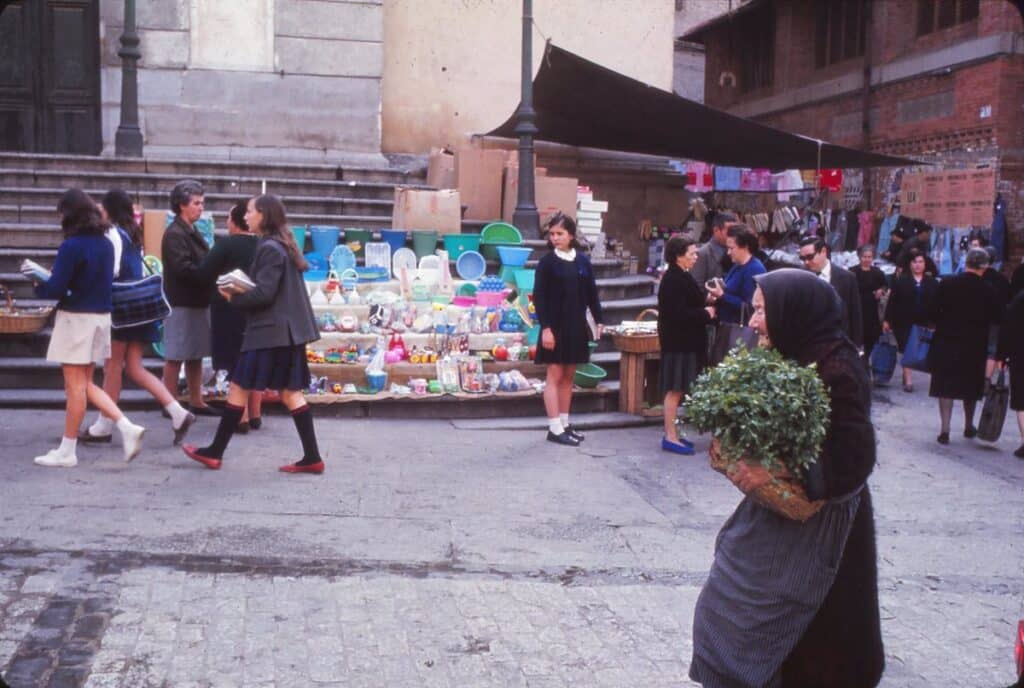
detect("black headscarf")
[754,268,845,365]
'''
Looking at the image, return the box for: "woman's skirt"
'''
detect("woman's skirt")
[162,306,211,361]
[660,350,700,396]
[210,301,245,372]
[230,344,310,391]
[112,320,160,344]
[46,310,111,365]
[689,492,861,688]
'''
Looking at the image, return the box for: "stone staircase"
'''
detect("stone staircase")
[0,153,657,413]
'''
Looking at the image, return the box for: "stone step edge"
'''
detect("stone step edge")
[0,187,395,207]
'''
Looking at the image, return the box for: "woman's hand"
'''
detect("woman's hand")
[218,286,235,301]
[728,461,773,494]
[593,324,604,340]
[873,288,886,300]
[705,306,716,319]
[541,327,555,351]
[708,284,724,299]
[882,320,891,333]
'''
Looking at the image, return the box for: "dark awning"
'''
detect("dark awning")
[487,44,920,170]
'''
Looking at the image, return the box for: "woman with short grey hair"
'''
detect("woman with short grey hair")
[160,179,221,416]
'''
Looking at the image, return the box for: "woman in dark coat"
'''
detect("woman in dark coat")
[996,292,1024,459]
[883,251,939,392]
[534,212,604,447]
[852,244,887,360]
[690,269,883,688]
[183,194,324,474]
[927,248,1002,445]
[657,236,715,455]
[196,201,261,432]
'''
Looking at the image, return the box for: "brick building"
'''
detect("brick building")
[683,0,1024,262]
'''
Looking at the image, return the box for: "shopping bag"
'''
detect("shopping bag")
[111,274,171,329]
[900,325,933,372]
[870,332,898,384]
[709,321,759,367]
[977,369,1010,442]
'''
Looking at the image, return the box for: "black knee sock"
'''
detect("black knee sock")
[964,400,977,429]
[200,403,244,459]
[291,404,322,465]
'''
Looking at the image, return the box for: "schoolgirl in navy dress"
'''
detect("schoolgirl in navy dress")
[182,194,324,474]
[80,189,196,446]
[533,212,603,447]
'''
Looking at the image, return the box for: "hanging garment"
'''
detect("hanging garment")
[845,210,860,252]
[774,170,805,202]
[686,162,714,192]
[857,211,875,249]
[820,169,843,192]
[877,213,899,255]
[715,166,743,191]
[938,228,954,276]
[741,168,772,192]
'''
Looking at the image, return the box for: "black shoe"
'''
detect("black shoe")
[77,429,112,443]
[546,430,580,447]
[249,417,262,430]
[235,421,250,435]
[188,404,223,417]
[963,425,978,439]
[937,432,950,445]
[172,412,196,446]
[565,425,585,442]
[1014,444,1024,459]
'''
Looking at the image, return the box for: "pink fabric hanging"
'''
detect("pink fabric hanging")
[686,162,714,192]
[857,210,875,248]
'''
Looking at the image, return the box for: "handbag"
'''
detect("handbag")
[709,305,759,366]
[870,331,898,384]
[977,369,1010,442]
[900,324,934,372]
[111,273,172,329]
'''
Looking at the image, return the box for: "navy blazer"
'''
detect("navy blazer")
[230,238,319,351]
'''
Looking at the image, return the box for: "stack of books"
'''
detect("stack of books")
[216,269,255,292]
[20,259,51,282]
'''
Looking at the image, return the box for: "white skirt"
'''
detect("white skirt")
[46,310,112,365]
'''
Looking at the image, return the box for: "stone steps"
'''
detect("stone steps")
[0,356,164,390]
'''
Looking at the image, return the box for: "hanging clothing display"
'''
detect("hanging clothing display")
[714,166,743,191]
[820,169,843,192]
[774,170,805,202]
[877,213,899,255]
[741,168,772,192]
[857,211,875,249]
[686,162,714,192]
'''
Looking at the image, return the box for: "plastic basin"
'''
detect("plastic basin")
[343,228,372,255]
[476,290,508,307]
[455,250,486,281]
[456,283,477,297]
[310,226,340,257]
[292,226,307,253]
[514,269,535,293]
[481,222,522,244]
[452,295,476,307]
[481,241,520,261]
[442,233,481,259]
[411,230,439,259]
[573,363,607,388]
[496,245,532,267]
[379,229,408,254]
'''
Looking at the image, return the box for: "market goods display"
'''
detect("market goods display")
[608,308,659,353]
[688,346,830,521]
[0,285,53,335]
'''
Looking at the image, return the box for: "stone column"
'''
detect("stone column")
[512,0,540,240]
[114,0,143,157]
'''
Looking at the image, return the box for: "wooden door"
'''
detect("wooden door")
[0,0,101,153]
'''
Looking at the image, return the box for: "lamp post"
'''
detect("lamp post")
[114,0,143,157]
[511,0,540,239]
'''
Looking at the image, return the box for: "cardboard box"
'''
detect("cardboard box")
[456,146,506,221]
[501,164,554,222]
[427,148,456,189]
[392,188,462,235]
[535,176,579,224]
[143,210,168,261]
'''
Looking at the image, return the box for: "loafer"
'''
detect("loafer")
[936,432,950,445]
[77,430,112,443]
[235,421,250,435]
[172,412,196,446]
[662,437,695,455]
[565,425,585,442]
[249,417,262,430]
[903,384,914,393]
[546,430,580,447]
[963,425,978,439]
[182,444,221,470]
[279,461,325,474]
[188,405,223,417]
[1014,444,1024,459]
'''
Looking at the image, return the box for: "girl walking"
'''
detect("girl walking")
[182,194,324,473]
[533,212,604,447]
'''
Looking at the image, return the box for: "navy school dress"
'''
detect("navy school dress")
[532,250,603,365]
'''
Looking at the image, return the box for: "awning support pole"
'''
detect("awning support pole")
[512,0,541,240]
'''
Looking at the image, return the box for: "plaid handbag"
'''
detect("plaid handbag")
[111,273,172,329]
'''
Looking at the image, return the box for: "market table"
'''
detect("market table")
[616,349,662,416]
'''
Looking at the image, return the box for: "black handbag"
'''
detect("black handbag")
[977,369,1010,442]
[709,304,759,366]
[111,273,172,329]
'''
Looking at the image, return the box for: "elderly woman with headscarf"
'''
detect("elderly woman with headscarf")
[690,269,884,688]
[160,179,220,416]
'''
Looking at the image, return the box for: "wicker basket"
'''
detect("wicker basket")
[0,286,53,335]
[610,308,659,354]
[709,438,825,522]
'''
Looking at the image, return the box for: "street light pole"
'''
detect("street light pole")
[511,0,540,239]
[114,0,143,157]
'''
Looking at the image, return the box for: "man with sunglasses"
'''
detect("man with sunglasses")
[798,236,864,349]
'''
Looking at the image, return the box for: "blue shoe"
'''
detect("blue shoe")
[662,437,695,455]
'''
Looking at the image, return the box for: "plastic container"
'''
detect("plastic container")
[292,226,307,253]
[328,245,356,274]
[343,228,372,255]
[481,222,522,244]
[513,268,536,293]
[476,289,508,307]
[379,229,407,254]
[455,250,486,281]
[496,245,532,267]
[499,265,519,285]
[456,282,477,297]
[411,230,439,259]
[452,295,476,307]
[364,242,391,271]
[365,371,388,393]
[573,363,607,388]
[310,226,340,257]
[392,247,418,279]
[442,233,481,260]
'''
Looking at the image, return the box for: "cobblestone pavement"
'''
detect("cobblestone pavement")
[0,383,1021,687]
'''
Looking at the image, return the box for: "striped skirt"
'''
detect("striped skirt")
[689,489,862,688]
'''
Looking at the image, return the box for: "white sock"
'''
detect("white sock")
[115,416,138,433]
[57,436,77,456]
[548,417,565,435]
[164,401,189,427]
[559,413,570,429]
[89,414,114,435]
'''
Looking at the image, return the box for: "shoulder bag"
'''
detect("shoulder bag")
[111,273,172,329]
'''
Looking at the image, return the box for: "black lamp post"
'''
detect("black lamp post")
[114,0,143,157]
[511,0,540,239]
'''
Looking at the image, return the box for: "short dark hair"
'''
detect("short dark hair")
[965,247,991,270]
[664,235,696,265]
[544,211,580,250]
[726,223,758,253]
[712,211,737,230]
[799,236,827,253]
[169,179,204,215]
[58,188,107,237]
[856,243,876,258]
[229,201,248,232]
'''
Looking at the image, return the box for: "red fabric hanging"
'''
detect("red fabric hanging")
[819,168,843,192]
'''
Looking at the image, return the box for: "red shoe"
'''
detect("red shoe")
[279,461,325,474]
[182,444,222,470]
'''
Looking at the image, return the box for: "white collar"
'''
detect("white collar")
[555,248,577,262]
[818,260,832,282]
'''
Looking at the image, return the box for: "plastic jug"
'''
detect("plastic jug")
[364,242,391,271]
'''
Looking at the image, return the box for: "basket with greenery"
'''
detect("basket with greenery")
[687,345,831,521]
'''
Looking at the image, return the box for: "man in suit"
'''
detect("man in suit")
[691,211,736,297]
[799,236,864,348]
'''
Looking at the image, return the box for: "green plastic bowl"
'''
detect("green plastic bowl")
[573,363,607,388]
[481,222,522,244]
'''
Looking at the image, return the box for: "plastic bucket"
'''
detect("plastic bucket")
[442,233,481,260]
[496,245,532,267]
[310,226,340,257]
[292,226,307,253]
[411,230,439,259]
[343,228,372,255]
[379,229,407,254]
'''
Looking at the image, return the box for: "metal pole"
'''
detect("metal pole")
[512,0,540,239]
[115,0,143,157]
